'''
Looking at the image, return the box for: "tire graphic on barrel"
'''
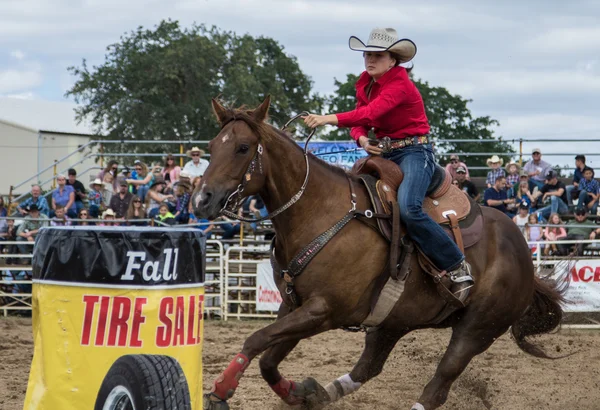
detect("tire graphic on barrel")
[94,354,192,410]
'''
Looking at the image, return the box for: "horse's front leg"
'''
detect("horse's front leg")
[204,296,332,409]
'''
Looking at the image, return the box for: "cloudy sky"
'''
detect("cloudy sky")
[1,0,599,169]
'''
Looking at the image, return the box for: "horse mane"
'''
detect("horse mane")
[217,106,352,180]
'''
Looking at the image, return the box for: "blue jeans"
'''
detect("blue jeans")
[537,195,569,219]
[383,144,463,271]
[250,207,269,231]
[578,191,598,214]
[137,185,149,202]
[530,179,545,190]
[565,185,575,205]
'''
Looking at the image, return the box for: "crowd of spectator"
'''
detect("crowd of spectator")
[449,150,600,257]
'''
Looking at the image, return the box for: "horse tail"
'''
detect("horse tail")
[510,266,570,359]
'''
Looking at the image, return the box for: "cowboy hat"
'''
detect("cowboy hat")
[186,147,205,158]
[149,177,166,190]
[349,28,417,63]
[505,161,520,173]
[102,208,116,218]
[89,178,103,189]
[486,155,504,167]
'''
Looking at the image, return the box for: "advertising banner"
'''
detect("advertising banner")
[24,226,206,410]
[305,142,366,171]
[562,259,600,312]
[256,260,282,311]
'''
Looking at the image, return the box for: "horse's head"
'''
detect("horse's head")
[192,96,272,220]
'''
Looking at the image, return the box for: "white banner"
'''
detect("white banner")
[560,260,600,312]
[256,260,282,312]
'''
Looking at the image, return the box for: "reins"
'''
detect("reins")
[219,112,316,223]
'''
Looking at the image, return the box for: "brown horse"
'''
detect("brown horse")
[193,97,567,410]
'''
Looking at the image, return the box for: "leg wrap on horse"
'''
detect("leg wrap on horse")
[269,377,304,405]
[324,374,362,402]
[411,403,426,410]
[211,353,250,400]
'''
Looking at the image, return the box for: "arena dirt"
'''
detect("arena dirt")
[2,318,599,410]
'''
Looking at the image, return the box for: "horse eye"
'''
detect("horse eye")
[237,144,250,154]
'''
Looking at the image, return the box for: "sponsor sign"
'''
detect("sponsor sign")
[305,142,367,170]
[24,226,206,410]
[256,260,282,311]
[561,259,600,312]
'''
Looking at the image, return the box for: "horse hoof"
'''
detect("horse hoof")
[298,377,331,409]
[203,393,230,410]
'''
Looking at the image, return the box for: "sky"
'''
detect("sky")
[1,0,599,170]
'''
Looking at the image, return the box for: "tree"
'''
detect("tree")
[321,72,515,176]
[66,20,320,161]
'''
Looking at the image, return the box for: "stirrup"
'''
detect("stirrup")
[448,261,474,304]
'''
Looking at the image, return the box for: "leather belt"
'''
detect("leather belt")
[375,136,429,153]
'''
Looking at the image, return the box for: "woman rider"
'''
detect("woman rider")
[303,27,474,302]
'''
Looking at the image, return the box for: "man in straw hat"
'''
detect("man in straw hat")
[183,147,209,178]
[485,155,505,189]
[523,148,552,190]
[302,28,474,305]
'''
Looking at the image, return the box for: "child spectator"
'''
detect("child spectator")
[173,180,191,224]
[66,168,86,214]
[514,180,536,212]
[87,178,105,218]
[102,172,115,204]
[50,205,71,226]
[155,204,176,226]
[525,213,543,254]
[100,209,117,226]
[97,160,119,193]
[577,168,599,214]
[126,195,147,226]
[505,162,520,195]
[543,213,566,256]
[567,154,593,205]
[485,155,505,189]
[512,202,530,237]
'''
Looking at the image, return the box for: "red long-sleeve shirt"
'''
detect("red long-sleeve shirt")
[335,66,430,145]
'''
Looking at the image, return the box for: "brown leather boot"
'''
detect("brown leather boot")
[447,261,474,304]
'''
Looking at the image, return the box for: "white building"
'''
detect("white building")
[0,97,102,199]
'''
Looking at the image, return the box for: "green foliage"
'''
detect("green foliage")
[66,20,320,162]
[321,71,515,176]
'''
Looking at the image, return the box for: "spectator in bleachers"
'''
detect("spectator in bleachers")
[102,172,115,204]
[561,208,593,256]
[514,180,536,211]
[576,167,599,214]
[523,148,553,189]
[51,174,76,219]
[525,213,543,253]
[0,196,7,231]
[485,155,505,189]
[220,207,244,240]
[543,213,566,256]
[155,204,176,226]
[66,168,86,215]
[567,154,594,205]
[126,195,147,226]
[127,161,159,202]
[484,176,515,217]
[534,170,568,220]
[16,205,49,261]
[505,162,520,195]
[109,178,133,218]
[247,195,268,232]
[183,147,209,178]
[0,218,17,264]
[50,205,71,226]
[97,160,119,193]
[99,208,117,226]
[188,214,214,238]
[17,185,50,217]
[162,154,181,192]
[146,178,175,218]
[76,209,91,226]
[455,166,479,201]
[88,178,105,218]
[173,179,191,224]
[445,154,470,181]
[512,202,530,237]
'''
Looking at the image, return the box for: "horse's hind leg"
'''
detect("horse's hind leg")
[297,327,407,408]
[411,322,509,410]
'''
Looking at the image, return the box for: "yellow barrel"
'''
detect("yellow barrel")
[24,226,206,410]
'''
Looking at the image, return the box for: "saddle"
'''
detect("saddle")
[351,155,483,278]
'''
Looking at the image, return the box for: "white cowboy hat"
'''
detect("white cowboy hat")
[186,146,205,158]
[102,208,116,219]
[505,161,521,173]
[349,28,417,63]
[486,155,504,167]
[89,178,103,189]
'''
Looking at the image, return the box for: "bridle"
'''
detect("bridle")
[219,112,316,223]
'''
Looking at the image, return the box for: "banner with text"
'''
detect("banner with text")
[304,142,367,171]
[559,259,600,312]
[256,260,282,311]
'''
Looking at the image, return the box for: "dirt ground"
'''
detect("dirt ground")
[2,318,600,410]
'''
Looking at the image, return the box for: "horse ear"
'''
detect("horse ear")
[252,95,271,122]
[212,98,229,126]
